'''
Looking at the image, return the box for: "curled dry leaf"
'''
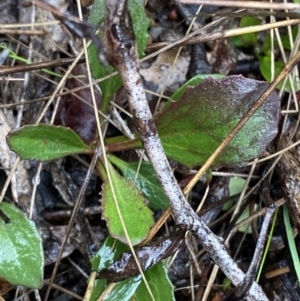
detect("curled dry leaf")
[97,234,184,282]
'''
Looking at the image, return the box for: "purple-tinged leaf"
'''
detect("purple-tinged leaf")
[156,75,280,167]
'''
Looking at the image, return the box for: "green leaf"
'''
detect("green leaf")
[155,75,280,167]
[88,0,119,111]
[0,202,44,288]
[239,17,262,47]
[229,177,246,196]
[88,0,105,25]
[108,155,169,210]
[223,277,232,291]
[90,236,130,301]
[278,26,299,51]
[88,44,122,113]
[88,0,149,111]
[90,275,141,301]
[128,0,150,58]
[102,276,142,301]
[283,205,300,283]
[231,17,261,49]
[88,0,149,58]
[132,263,175,301]
[261,30,298,56]
[7,124,90,161]
[101,163,154,245]
[259,56,298,92]
[170,74,225,102]
[92,236,129,271]
[235,204,257,233]
[90,279,107,301]
[223,177,246,211]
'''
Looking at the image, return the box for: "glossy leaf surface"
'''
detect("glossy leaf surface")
[7,124,90,161]
[92,236,129,271]
[91,237,142,301]
[91,275,141,301]
[90,279,107,301]
[91,236,129,301]
[0,202,43,288]
[108,155,169,209]
[156,75,280,167]
[133,263,175,301]
[101,163,154,245]
[102,276,142,301]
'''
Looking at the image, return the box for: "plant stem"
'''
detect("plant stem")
[105,137,142,153]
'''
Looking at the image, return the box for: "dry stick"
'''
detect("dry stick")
[0,57,84,76]
[104,1,270,300]
[147,19,300,51]
[0,20,60,28]
[233,205,276,299]
[0,29,46,35]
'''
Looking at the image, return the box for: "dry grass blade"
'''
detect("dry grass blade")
[0,57,84,75]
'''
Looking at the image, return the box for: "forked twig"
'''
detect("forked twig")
[103,1,270,300]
